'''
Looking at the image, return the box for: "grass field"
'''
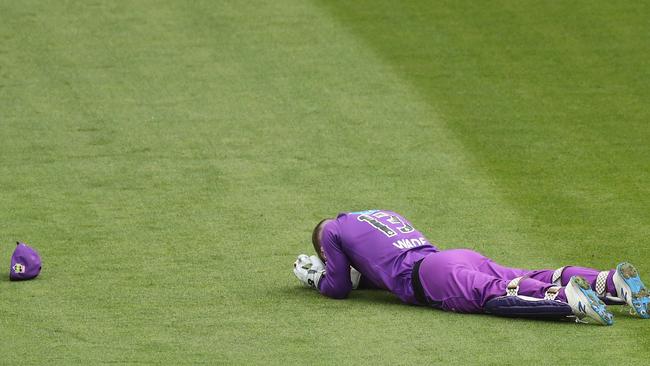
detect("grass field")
[1,0,649,364]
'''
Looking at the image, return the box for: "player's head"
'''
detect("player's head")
[312,218,333,262]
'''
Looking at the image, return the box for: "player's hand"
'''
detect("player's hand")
[293,254,324,290]
[293,254,311,286]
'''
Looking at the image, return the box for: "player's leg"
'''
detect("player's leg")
[470,252,649,319]
[471,258,617,300]
[484,275,614,325]
[416,249,521,312]
[546,264,649,317]
[526,264,650,316]
[417,249,613,324]
[441,251,576,301]
[417,250,562,311]
[527,266,617,299]
[478,258,626,306]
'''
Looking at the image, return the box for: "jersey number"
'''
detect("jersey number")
[357,211,415,237]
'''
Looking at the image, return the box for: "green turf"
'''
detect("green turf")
[1,0,649,364]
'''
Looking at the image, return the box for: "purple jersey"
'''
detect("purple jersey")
[318,210,439,303]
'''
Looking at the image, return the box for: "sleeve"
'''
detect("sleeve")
[318,223,353,299]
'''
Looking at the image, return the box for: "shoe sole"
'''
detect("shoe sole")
[615,262,650,319]
[570,276,614,325]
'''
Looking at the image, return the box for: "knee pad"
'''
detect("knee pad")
[484,296,573,320]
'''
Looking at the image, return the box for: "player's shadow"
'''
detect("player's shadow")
[283,286,442,313]
[282,286,627,326]
[345,289,406,306]
[282,286,403,305]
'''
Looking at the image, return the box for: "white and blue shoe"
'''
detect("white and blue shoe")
[613,262,650,319]
[565,276,614,325]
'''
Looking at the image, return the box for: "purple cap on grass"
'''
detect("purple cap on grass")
[10,242,42,281]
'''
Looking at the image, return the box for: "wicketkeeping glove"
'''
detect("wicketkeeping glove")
[309,255,325,271]
[293,254,324,290]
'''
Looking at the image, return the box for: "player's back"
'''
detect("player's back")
[331,210,439,303]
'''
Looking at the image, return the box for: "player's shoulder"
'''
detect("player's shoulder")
[339,209,408,220]
[337,209,387,218]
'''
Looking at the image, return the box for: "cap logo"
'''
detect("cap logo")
[13,263,26,274]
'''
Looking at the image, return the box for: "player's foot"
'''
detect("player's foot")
[565,276,614,325]
[613,262,650,319]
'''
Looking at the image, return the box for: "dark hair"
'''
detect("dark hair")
[311,218,331,261]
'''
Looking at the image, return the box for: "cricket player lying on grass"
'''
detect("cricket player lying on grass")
[293,210,650,325]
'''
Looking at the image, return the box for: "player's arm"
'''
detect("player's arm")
[312,256,363,290]
[317,224,353,299]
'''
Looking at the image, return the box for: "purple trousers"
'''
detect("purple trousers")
[418,249,616,313]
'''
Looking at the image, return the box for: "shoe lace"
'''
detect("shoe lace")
[574,317,589,324]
